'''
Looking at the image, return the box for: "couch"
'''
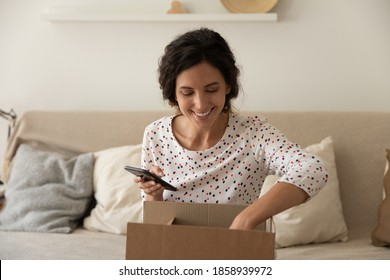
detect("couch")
[0,111,389,260]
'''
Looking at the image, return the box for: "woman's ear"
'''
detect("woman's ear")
[226,86,231,95]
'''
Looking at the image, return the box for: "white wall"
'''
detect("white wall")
[1,0,390,174]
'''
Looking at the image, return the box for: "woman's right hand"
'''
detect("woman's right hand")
[133,166,165,201]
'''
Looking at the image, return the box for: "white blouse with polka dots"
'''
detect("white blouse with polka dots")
[141,114,328,204]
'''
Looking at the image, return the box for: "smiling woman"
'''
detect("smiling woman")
[158,28,240,113]
[133,28,328,232]
[173,61,230,150]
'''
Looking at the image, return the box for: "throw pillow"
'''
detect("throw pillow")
[371,149,390,246]
[0,144,94,233]
[260,136,348,248]
[83,144,143,234]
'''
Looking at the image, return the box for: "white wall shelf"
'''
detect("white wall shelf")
[41,7,277,22]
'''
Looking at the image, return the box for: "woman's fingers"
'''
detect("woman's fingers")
[150,166,165,177]
[140,181,162,192]
[133,166,165,199]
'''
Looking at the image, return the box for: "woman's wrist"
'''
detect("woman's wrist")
[146,193,163,201]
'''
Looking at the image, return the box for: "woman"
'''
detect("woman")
[134,28,328,230]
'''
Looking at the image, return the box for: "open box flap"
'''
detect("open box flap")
[143,201,270,231]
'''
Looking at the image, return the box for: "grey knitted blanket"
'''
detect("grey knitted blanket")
[0,144,94,233]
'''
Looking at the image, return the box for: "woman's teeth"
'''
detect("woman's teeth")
[194,110,211,117]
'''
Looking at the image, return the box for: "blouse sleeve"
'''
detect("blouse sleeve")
[141,124,155,171]
[253,123,328,198]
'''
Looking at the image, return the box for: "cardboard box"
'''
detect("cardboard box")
[126,201,275,260]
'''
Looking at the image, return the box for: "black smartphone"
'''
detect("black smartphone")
[124,166,177,192]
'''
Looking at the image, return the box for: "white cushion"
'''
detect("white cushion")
[260,136,348,248]
[83,144,143,234]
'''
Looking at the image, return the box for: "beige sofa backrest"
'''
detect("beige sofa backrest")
[3,111,390,237]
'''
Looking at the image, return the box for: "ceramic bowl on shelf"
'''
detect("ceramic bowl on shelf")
[221,0,278,13]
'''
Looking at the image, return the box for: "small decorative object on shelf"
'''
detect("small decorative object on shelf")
[221,0,278,13]
[167,1,187,14]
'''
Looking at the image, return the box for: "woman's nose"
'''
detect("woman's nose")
[194,92,207,108]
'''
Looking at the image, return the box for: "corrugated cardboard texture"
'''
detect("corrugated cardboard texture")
[126,201,275,260]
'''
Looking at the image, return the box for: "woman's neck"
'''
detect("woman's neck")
[172,113,229,151]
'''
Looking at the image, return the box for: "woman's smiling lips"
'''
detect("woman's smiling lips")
[193,108,213,117]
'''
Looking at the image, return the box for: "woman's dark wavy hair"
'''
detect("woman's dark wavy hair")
[158,28,240,113]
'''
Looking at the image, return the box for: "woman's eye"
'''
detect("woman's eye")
[206,88,218,93]
[180,90,193,96]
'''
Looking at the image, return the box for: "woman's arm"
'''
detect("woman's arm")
[229,182,309,230]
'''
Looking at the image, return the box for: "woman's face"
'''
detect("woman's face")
[175,61,230,130]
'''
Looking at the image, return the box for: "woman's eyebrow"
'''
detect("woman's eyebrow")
[204,82,219,87]
[179,82,219,89]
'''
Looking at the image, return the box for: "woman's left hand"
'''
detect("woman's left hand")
[230,207,257,230]
[229,182,309,230]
